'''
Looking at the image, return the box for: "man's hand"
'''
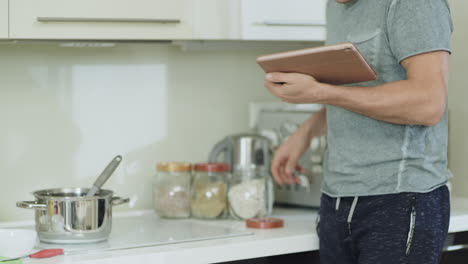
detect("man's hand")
[271,121,312,185]
[270,108,327,185]
[264,72,326,104]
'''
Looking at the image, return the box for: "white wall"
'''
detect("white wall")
[448,0,468,198]
[1,43,276,221]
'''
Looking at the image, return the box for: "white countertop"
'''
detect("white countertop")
[4,197,468,264]
[448,197,468,233]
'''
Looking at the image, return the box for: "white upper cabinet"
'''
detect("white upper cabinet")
[240,0,327,41]
[7,0,326,41]
[192,0,241,40]
[9,0,193,40]
[0,0,7,38]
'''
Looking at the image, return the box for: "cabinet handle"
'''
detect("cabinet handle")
[259,20,326,27]
[444,244,468,252]
[37,17,181,23]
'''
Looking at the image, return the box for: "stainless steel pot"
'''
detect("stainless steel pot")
[17,188,129,244]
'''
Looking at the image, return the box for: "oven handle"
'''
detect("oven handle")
[444,244,468,252]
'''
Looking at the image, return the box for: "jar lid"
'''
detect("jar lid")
[157,162,192,172]
[246,217,284,229]
[194,163,230,172]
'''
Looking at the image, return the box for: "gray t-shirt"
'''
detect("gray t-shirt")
[322,0,453,197]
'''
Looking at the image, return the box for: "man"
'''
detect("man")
[264,0,453,263]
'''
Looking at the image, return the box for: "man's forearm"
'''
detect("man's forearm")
[319,79,446,126]
[302,107,327,141]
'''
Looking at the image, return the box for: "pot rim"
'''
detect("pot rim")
[32,187,114,201]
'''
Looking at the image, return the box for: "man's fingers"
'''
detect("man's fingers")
[266,72,296,84]
[264,80,284,94]
[295,165,308,174]
[281,165,292,185]
[271,148,305,185]
[285,156,300,184]
[285,156,299,177]
[266,72,284,83]
[279,165,294,184]
[271,156,284,185]
[266,72,308,84]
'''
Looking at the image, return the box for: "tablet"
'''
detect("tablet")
[256,42,376,85]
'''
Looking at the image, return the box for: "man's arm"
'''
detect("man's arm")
[302,107,327,140]
[264,50,449,126]
[322,51,449,126]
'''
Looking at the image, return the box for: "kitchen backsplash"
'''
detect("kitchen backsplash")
[0,42,277,221]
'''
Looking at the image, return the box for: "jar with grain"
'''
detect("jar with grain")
[153,162,192,218]
[191,163,229,219]
[228,167,274,220]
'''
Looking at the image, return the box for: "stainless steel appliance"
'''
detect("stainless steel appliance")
[208,133,272,172]
[249,102,326,208]
[208,133,275,218]
[17,188,129,244]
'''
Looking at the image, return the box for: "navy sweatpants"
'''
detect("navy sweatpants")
[318,185,450,264]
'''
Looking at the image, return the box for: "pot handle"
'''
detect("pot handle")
[16,201,47,210]
[111,197,130,206]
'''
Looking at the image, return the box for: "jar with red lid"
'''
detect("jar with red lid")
[153,162,192,218]
[191,163,230,219]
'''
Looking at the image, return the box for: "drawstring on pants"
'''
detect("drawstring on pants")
[347,197,359,234]
[334,196,359,234]
[335,197,341,210]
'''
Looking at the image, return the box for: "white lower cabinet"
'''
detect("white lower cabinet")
[0,0,7,38]
[9,0,194,40]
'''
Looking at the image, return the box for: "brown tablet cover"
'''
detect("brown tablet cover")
[256,43,376,85]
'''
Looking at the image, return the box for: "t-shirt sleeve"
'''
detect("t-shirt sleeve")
[387,0,453,63]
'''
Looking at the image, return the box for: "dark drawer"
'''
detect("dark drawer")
[441,231,468,264]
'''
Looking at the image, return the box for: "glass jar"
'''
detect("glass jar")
[191,163,230,219]
[153,162,192,218]
[228,167,274,220]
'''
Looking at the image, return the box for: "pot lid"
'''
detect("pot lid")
[33,187,113,200]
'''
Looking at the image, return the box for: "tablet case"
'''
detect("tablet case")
[256,43,376,85]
